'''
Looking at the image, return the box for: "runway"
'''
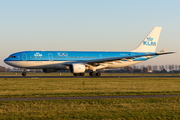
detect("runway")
[0,76,180,78]
[0,95,180,101]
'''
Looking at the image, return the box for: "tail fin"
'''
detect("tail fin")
[131,27,162,52]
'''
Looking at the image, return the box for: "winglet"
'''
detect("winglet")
[158,48,167,53]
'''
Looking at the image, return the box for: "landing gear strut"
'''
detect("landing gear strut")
[89,71,101,76]
[21,68,26,76]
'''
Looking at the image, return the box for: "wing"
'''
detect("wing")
[85,52,174,65]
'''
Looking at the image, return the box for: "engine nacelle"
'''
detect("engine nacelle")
[43,69,58,73]
[69,64,86,73]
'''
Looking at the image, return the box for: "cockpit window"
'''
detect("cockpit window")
[9,56,16,58]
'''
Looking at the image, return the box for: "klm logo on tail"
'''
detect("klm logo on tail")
[143,36,156,46]
[147,37,153,41]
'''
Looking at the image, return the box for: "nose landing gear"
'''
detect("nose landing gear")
[21,68,26,76]
[22,72,26,76]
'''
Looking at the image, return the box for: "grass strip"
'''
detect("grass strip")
[0,97,180,119]
[0,78,180,98]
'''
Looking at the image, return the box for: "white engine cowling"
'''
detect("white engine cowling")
[69,64,86,73]
[43,69,58,73]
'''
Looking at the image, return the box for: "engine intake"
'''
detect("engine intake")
[69,64,85,73]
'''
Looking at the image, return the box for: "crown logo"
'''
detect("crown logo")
[34,53,42,56]
[147,36,153,41]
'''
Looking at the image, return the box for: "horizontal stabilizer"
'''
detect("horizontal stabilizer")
[155,52,175,55]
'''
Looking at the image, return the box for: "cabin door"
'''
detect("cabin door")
[48,53,53,61]
[22,53,27,61]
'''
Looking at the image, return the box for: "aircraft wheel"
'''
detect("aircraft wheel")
[80,73,84,76]
[89,71,96,76]
[22,72,26,76]
[92,71,96,76]
[73,73,80,76]
[96,72,101,76]
[89,72,92,76]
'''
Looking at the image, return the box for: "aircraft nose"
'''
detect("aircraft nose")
[4,58,17,67]
[4,58,9,64]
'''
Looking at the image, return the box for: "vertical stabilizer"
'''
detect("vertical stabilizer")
[131,27,162,52]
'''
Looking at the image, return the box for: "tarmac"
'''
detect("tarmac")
[0,95,180,101]
[0,76,180,78]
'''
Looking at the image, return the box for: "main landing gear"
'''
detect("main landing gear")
[21,68,26,76]
[73,72,101,76]
[89,71,101,76]
[73,73,84,76]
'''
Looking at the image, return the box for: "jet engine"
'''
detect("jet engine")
[43,69,58,73]
[69,64,86,73]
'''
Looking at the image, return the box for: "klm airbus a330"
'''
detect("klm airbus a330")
[4,27,174,76]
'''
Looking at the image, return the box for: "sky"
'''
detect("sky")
[0,0,179,68]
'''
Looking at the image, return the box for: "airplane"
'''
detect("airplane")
[4,27,174,76]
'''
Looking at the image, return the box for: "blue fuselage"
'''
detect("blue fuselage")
[4,51,152,62]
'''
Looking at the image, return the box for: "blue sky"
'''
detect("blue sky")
[0,0,179,68]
